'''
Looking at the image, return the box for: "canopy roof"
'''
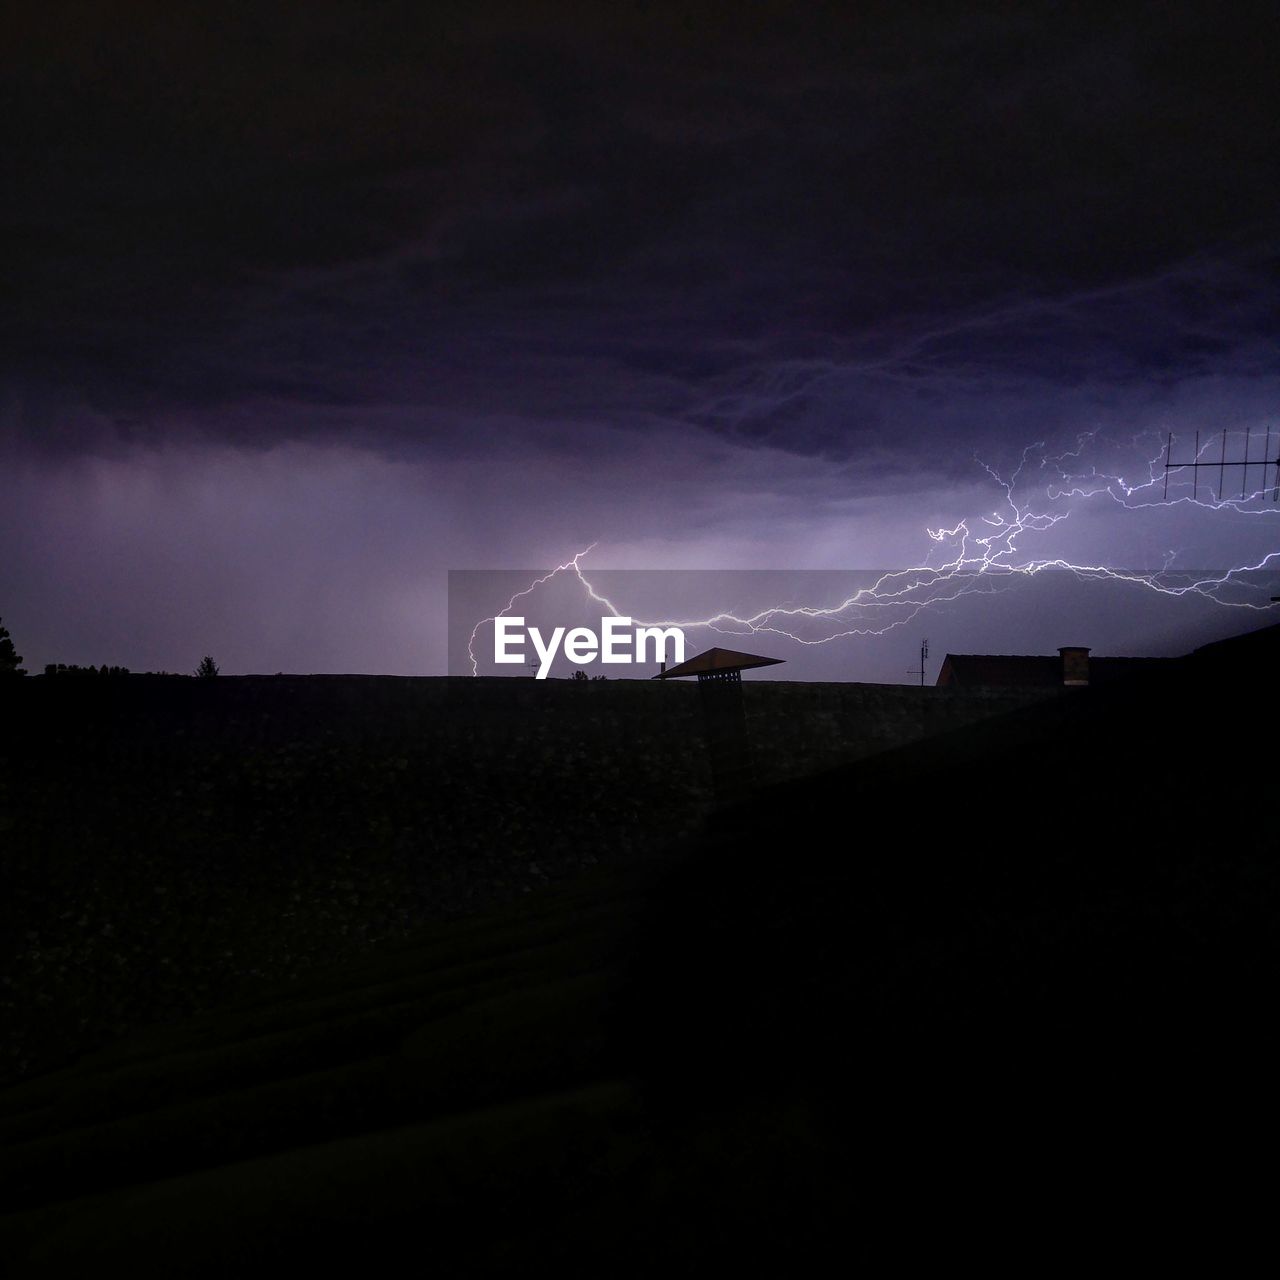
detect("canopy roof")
[653,646,785,679]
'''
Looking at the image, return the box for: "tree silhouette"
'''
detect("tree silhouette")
[42,662,130,678]
[0,617,25,676]
[196,655,220,678]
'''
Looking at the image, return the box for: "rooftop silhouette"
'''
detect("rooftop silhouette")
[652,647,784,680]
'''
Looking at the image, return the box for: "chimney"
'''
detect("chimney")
[1059,646,1090,686]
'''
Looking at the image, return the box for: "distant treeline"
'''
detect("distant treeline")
[42,663,132,678]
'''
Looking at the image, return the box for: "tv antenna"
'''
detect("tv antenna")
[908,638,929,687]
[1163,428,1279,501]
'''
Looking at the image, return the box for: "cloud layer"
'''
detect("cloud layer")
[3,3,1277,673]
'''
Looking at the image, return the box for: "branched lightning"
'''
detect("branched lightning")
[467,430,1280,674]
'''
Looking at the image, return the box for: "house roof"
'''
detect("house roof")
[937,655,1062,687]
[937,653,1182,687]
[653,646,785,679]
[1191,619,1280,664]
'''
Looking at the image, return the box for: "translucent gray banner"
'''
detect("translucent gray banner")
[448,567,1280,682]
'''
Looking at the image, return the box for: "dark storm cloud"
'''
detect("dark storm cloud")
[4,1,1276,461]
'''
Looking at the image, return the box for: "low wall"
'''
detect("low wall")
[0,673,1055,1083]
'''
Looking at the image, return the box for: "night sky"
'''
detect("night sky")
[3,2,1277,679]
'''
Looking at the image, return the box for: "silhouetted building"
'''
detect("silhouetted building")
[937,621,1280,692]
[936,645,1181,689]
[655,647,784,805]
[652,646,785,681]
[1188,618,1280,672]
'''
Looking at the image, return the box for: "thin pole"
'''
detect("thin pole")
[1242,427,1250,500]
[1164,432,1172,499]
[1219,429,1226,500]
[910,639,928,686]
[1193,430,1199,499]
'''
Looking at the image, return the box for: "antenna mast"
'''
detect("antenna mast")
[908,638,929,687]
[1164,428,1279,502]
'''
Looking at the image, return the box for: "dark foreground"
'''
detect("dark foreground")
[1,633,1276,1271]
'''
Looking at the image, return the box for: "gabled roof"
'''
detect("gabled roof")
[937,653,1182,688]
[1192,620,1280,664]
[937,655,1062,687]
[653,647,785,679]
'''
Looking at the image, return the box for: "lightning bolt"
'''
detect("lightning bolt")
[467,429,1280,674]
[466,544,604,675]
